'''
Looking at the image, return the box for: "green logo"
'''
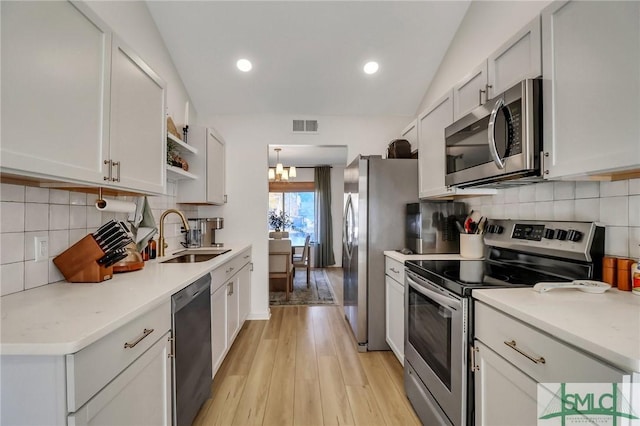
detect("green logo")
[538,383,639,425]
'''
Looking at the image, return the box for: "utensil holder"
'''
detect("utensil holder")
[460,234,484,259]
[53,235,113,283]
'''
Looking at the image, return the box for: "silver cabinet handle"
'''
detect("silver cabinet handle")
[113,161,121,182]
[104,159,113,181]
[124,328,154,349]
[504,340,546,364]
[390,267,399,274]
[479,88,486,105]
[488,98,506,169]
[227,282,234,296]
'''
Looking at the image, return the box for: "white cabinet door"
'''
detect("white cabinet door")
[238,262,252,325]
[453,61,488,121]
[211,282,228,377]
[474,340,539,426]
[108,37,166,194]
[177,126,226,204]
[542,0,640,179]
[206,128,226,205]
[385,275,404,366]
[226,279,240,343]
[418,90,455,198]
[400,120,418,151]
[68,332,171,426]
[488,16,542,98]
[0,1,110,184]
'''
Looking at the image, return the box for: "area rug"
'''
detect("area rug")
[269,269,337,306]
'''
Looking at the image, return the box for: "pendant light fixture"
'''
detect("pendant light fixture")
[268,148,296,182]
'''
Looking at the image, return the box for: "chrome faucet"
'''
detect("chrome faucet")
[158,209,190,257]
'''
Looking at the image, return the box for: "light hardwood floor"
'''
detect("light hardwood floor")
[193,304,420,425]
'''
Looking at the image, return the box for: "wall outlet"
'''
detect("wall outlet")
[34,236,49,262]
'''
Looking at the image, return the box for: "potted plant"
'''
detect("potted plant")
[268,210,292,238]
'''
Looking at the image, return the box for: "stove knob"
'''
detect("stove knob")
[543,228,555,239]
[555,229,568,240]
[567,230,583,242]
[494,225,504,234]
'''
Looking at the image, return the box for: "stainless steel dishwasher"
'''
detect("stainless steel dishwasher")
[171,273,212,426]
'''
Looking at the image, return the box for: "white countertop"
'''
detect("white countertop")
[473,287,640,372]
[383,250,468,262]
[0,244,251,356]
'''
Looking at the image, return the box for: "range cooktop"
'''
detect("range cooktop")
[406,259,560,297]
[406,219,605,297]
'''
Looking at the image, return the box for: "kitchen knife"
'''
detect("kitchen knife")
[104,252,128,267]
[94,220,117,238]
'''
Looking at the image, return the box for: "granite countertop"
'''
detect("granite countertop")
[473,287,640,372]
[0,244,251,356]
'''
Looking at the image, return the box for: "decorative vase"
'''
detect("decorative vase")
[269,231,289,239]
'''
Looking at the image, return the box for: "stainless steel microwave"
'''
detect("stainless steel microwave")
[444,79,542,188]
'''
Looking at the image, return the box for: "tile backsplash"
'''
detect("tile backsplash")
[464,179,640,259]
[0,183,197,296]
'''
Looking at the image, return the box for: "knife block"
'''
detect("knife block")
[53,235,113,283]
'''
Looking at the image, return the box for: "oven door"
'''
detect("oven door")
[444,79,540,188]
[405,270,467,426]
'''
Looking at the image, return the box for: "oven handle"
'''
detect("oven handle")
[487,97,506,170]
[406,272,460,311]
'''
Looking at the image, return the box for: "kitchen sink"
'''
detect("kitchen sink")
[161,249,231,264]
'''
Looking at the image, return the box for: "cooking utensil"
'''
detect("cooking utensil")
[533,280,611,293]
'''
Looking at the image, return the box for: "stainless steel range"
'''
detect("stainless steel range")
[403,219,605,426]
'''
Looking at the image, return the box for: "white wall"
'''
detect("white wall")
[197,114,410,319]
[416,0,551,113]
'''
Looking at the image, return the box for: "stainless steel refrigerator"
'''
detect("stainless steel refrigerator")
[343,155,418,351]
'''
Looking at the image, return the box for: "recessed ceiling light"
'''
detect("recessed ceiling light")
[236,59,252,72]
[363,61,379,75]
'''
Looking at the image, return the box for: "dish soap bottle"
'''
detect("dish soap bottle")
[632,248,640,296]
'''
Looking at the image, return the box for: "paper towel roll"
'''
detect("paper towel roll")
[95,198,136,214]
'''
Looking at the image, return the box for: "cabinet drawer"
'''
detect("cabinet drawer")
[475,302,628,384]
[385,257,404,284]
[66,301,171,412]
[211,248,251,291]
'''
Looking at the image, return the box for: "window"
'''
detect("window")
[268,191,315,242]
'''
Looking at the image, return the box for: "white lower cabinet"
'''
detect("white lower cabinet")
[211,249,252,377]
[384,256,405,365]
[0,302,171,425]
[68,332,171,426]
[473,302,631,426]
[211,282,228,377]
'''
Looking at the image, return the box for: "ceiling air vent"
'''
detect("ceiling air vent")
[292,119,319,134]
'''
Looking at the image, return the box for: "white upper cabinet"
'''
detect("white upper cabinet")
[108,38,166,194]
[418,90,455,198]
[453,61,489,121]
[178,126,226,205]
[400,120,418,151]
[0,1,166,195]
[542,0,640,179]
[452,16,542,122]
[1,1,110,184]
[487,16,542,98]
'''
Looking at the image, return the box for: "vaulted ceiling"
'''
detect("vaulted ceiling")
[147,1,470,118]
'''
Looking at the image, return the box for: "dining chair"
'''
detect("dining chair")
[292,235,311,287]
[268,239,293,300]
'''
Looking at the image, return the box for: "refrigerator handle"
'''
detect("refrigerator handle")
[343,194,354,259]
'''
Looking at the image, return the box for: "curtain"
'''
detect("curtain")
[314,166,335,267]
